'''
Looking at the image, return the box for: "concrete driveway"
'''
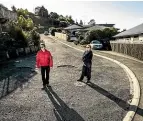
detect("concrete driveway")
[0,36,130,121]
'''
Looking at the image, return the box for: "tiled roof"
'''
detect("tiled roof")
[114,23,143,38]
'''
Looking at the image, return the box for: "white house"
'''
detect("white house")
[113,23,143,43]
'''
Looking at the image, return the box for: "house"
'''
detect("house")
[113,23,143,43]
[64,24,83,30]
[82,24,115,29]
[96,24,115,27]
[81,25,110,32]
[63,23,117,37]
[64,24,83,35]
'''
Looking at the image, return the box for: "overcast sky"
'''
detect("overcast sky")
[1,0,143,30]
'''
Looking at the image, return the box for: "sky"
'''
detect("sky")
[1,0,143,30]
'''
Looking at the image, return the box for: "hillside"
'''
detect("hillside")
[29,12,50,27]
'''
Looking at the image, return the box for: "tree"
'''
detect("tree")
[11,5,17,12]
[17,8,29,17]
[8,22,27,47]
[50,12,59,19]
[84,28,118,44]
[88,19,96,26]
[18,15,27,29]
[103,28,118,39]
[67,15,74,24]
[79,20,83,25]
[35,6,48,17]
[58,15,66,22]
[26,18,34,30]
[59,21,68,27]
[75,20,79,25]
[121,29,126,32]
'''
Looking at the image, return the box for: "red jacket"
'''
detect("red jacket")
[36,49,53,68]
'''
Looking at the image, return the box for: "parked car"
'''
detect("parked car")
[90,39,111,50]
[67,34,78,42]
[70,36,78,41]
[44,31,49,35]
[90,40,103,50]
[100,38,111,50]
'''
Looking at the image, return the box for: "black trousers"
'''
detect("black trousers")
[41,66,50,86]
[79,65,91,81]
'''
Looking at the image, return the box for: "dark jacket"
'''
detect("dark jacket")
[82,50,93,67]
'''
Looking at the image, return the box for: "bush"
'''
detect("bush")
[84,28,118,43]
[78,35,84,41]
[80,39,90,45]
[74,40,79,45]
[31,30,40,46]
[56,28,62,33]
[85,30,102,42]
[0,32,14,50]
[8,24,28,47]
[49,27,57,36]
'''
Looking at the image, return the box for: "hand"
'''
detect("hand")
[83,63,86,66]
[35,67,40,73]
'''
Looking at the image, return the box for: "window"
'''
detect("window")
[133,35,139,41]
[92,40,101,44]
[134,35,139,38]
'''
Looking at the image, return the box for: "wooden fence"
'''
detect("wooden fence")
[110,42,143,60]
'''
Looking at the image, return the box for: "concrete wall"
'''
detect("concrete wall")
[55,32,67,41]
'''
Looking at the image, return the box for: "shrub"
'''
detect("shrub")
[85,30,101,42]
[80,39,90,45]
[8,24,28,47]
[31,30,40,46]
[78,35,84,41]
[56,28,62,33]
[49,27,57,36]
[74,40,79,45]
[0,32,14,50]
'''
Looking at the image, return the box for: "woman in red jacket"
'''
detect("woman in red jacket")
[36,43,53,89]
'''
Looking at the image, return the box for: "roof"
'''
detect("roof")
[114,23,143,38]
[64,24,83,30]
[81,25,110,31]
[96,24,115,27]
[82,24,94,28]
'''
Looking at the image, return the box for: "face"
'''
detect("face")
[86,45,91,51]
[40,45,45,50]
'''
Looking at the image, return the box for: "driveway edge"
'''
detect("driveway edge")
[49,36,140,121]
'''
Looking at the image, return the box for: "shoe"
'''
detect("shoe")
[77,79,82,82]
[46,84,51,87]
[86,80,90,84]
[41,87,46,90]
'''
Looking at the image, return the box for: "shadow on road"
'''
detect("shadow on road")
[0,66,37,100]
[86,82,143,117]
[45,86,85,121]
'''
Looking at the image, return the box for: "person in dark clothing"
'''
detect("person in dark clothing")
[36,43,53,89]
[77,44,93,83]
